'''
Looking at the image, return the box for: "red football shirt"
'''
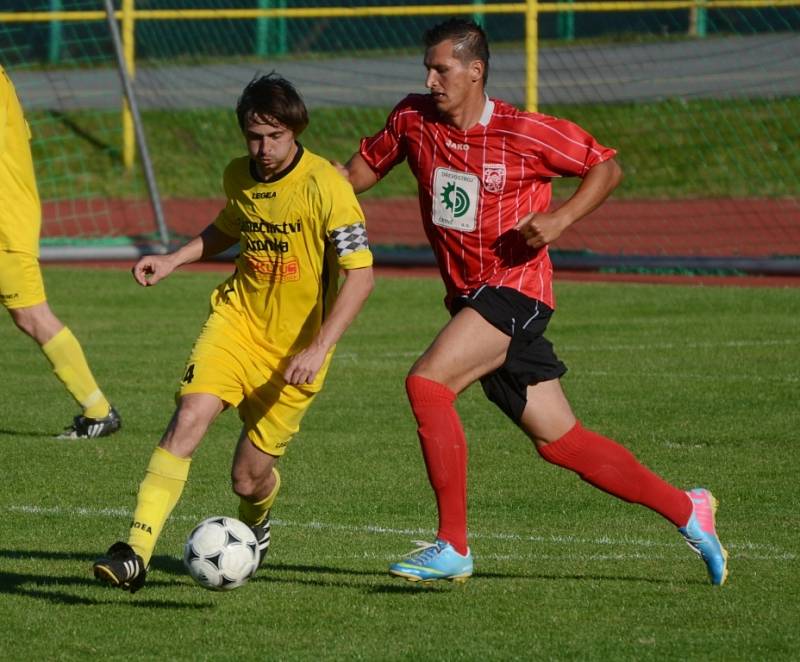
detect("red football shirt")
[359,94,616,309]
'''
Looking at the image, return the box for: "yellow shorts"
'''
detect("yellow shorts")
[178,309,332,456]
[0,250,46,310]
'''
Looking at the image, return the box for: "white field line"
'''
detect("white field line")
[6,504,795,561]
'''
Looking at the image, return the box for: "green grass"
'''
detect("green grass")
[29,96,800,201]
[1,268,799,660]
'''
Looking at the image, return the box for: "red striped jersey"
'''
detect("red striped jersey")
[359,94,616,309]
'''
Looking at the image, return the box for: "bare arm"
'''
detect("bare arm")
[283,266,375,385]
[132,223,238,287]
[332,152,380,194]
[515,158,623,249]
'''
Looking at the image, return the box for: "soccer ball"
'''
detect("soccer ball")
[183,516,259,591]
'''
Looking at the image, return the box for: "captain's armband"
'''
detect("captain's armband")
[329,222,369,257]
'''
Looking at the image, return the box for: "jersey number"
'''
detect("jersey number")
[182,364,195,384]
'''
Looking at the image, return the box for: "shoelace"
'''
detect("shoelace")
[401,540,443,563]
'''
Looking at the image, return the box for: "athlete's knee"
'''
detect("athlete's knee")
[524,416,577,449]
[9,303,61,342]
[230,472,257,500]
[518,380,577,446]
[171,404,212,434]
[406,374,456,407]
[231,464,274,500]
[160,397,220,454]
[406,359,429,381]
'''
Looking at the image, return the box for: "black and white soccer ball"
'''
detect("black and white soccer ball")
[183,516,259,591]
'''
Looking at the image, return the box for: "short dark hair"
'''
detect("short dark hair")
[423,18,490,84]
[236,72,309,135]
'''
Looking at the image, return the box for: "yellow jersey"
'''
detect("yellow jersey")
[0,65,41,256]
[210,144,373,361]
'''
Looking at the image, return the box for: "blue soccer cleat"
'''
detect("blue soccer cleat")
[389,539,473,583]
[678,488,729,586]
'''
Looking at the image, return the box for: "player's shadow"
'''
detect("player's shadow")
[157,556,394,590]
[250,561,420,593]
[465,569,677,585]
[249,563,676,593]
[0,548,212,609]
[0,427,67,438]
[152,555,423,593]
[155,556,683,592]
[255,562,476,594]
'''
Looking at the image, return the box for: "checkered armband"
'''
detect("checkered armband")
[329,222,369,257]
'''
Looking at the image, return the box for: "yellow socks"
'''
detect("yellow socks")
[41,327,110,418]
[128,447,191,566]
[126,452,277,565]
[238,468,281,526]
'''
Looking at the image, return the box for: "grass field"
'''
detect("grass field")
[1,267,799,660]
[30,97,800,201]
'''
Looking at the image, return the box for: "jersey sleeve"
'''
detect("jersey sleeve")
[211,162,242,238]
[526,113,617,178]
[1,70,11,152]
[358,97,413,179]
[317,166,373,270]
[212,200,241,238]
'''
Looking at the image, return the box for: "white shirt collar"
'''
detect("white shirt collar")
[478,95,494,126]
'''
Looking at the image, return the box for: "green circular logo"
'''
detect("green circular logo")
[441,182,470,218]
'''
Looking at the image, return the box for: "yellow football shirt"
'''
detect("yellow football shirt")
[0,65,41,256]
[211,144,372,362]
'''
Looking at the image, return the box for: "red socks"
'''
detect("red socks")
[406,375,469,555]
[406,376,690,550]
[537,422,691,527]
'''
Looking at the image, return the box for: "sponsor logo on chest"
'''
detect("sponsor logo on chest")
[432,168,479,232]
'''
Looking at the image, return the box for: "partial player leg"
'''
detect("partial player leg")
[232,429,281,566]
[233,377,318,567]
[5,267,118,436]
[522,383,691,524]
[520,379,727,585]
[390,307,509,581]
[93,393,222,591]
[404,375,469,554]
[94,444,192,591]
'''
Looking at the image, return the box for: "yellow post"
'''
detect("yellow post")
[525,0,538,112]
[121,0,136,170]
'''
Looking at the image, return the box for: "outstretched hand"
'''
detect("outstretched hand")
[131,254,176,287]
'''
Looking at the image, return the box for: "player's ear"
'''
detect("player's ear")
[470,60,484,84]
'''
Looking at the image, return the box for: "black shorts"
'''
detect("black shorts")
[451,285,567,424]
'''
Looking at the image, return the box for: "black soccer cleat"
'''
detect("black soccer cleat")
[58,406,121,440]
[251,514,271,566]
[93,541,147,593]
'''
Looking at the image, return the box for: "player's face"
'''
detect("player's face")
[244,116,297,179]
[424,40,482,118]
